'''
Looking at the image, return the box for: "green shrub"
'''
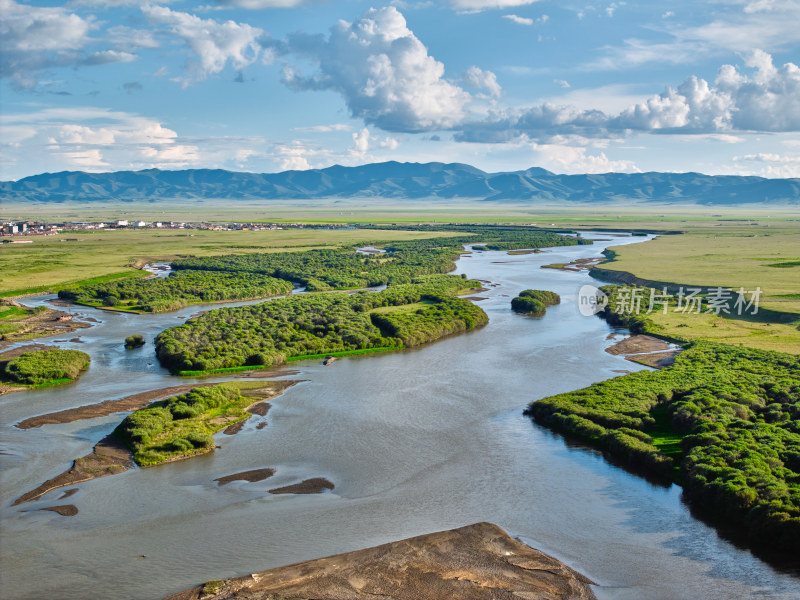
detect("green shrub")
[511,296,546,315]
[519,289,561,305]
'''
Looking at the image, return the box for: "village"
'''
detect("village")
[0,220,345,241]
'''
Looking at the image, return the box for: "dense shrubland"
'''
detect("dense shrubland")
[155,275,486,373]
[511,290,561,316]
[0,348,90,385]
[58,270,292,313]
[525,342,800,551]
[171,242,461,291]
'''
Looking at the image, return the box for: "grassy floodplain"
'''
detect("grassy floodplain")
[0,227,464,297]
[583,220,800,354]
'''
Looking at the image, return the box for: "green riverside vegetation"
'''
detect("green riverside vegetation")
[0,348,90,386]
[155,274,487,373]
[511,289,561,316]
[115,382,275,466]
[357,223,592,251]
[525,341,800,552]
[57,270,293,313]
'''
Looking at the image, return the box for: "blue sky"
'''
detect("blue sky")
[1,0,799,180]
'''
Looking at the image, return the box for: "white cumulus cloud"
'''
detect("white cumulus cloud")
[142,5,265,85]
[0,0,138,88]
[279,6,471,132]
[462,66,502,97]
[351,128,371,157]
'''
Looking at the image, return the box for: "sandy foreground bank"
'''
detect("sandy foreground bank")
[165,522,596,600]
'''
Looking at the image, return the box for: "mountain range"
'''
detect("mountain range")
[2,162,798,205]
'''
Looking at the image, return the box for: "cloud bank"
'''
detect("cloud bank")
[458,50,800,142]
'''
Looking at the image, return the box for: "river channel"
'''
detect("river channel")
[0,233,797,600]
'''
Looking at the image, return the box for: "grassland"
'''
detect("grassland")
[599,224,800,314]
[0,228,463,296]
[579,219,800,353]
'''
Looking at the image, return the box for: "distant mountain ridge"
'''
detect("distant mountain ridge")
[2,162,798,204]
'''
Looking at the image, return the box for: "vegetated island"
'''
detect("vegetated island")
[58,270,293,313]
[53,226,585,314]
[163,522,596,600]
[155,274,488,374]
[0,298,90,347]
[0,345,90,393]
[124,334,146,349]
[14,381,295,505]
[525,339,800,554]
[511,289,561,316]
[115,381,295,466]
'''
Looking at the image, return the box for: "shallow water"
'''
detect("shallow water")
[1,233,797,600]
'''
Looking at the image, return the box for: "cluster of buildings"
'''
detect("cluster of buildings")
[0,219,320,239]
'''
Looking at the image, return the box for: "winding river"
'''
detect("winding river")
[1,233,797,600]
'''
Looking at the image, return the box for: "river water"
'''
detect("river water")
[1,233,797,600]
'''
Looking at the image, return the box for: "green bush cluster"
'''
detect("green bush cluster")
[57,270,293,313]
[525,342,800,551]
[511,289,560,316]
[124,334,145,349]
[155,275,486,373]
[1,348,90,385]
[115,384,246,466]
[358,223,590,251]
[370,296,488,346]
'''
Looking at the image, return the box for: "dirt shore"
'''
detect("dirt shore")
[606,334,682,369]
[163,522,596,600]
[0,301,91,350]
[13,434,135,505]
[542,257,605,272]
[215,468,275,486]
[268,477,334,495]
[16,382,223,429]
[39,504,79,516]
